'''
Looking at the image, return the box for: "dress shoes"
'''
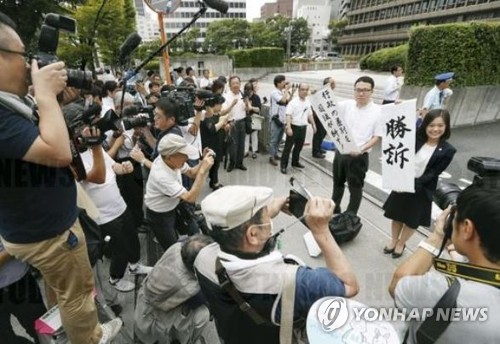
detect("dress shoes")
[237,164,247,171]
[383,246,395,254]
[392,245,406,258]
[269,157,278,166]
[226,164,234,172]
[280,167,287,174]
[292,162,305,168]
[312,153,325,159]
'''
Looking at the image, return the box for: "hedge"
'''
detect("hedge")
[227,47,284,68]
[359,44,408,72]
[406,22,500,87]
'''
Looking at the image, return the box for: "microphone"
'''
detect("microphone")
[202,0,229,14]
[118,32,142,64]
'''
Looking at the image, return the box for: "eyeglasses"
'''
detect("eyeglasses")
[354,88,372,94]
[0,46,31,62]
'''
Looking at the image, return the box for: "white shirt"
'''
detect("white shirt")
[222,90,246,121]
[338,100,383,150]
[383,75,402,101]
[414,143,437,178]
[101,97,115,117]
[270,88,287,123]
[199,77,211,89]
[180,115,203,160]
[145,157,189,212]
[286,97,312,126]
[423,86,447,110]
[396,270,500,344]
[79,148,127,225]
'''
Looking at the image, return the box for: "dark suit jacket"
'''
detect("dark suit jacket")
[415,138,457,201]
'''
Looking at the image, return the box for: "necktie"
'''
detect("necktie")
[439,91,444,104]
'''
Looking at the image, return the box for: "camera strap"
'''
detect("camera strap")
[215,257,268,325]
[0,91,38,123]
[433,258,500,289]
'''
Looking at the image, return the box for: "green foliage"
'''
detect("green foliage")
[203,16,311,55]
[228,47,284,68]
[328,19,348,45]
[406,22,500,87]
[57,0,136,71]
[359,44,408,72]
[144,60,160,71]
[170,27,200,53]
[0,0,83,47]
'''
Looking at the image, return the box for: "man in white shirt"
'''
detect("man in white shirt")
[332,76,383,215]
[221,76,247,172]
[268,75,293,166]
[280,83,314,174]
[420,72,454,118]
[389,185,500,343]
[199,69,212,89]
[382,65,404,104]
[144,134,214,251]
[79,135,152,292]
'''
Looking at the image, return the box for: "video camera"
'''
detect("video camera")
[122,105,154,130]
[434,157,500,238]
[36,14,93,90]
[160,85,216,126]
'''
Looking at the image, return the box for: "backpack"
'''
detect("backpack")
[329,212,362,244]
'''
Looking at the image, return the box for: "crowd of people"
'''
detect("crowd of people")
[1,10,499,344]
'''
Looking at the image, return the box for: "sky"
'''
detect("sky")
[246,0,269,21]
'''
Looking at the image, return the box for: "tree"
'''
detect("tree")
[290,18,311,54]
[328,19,348,47]
[170,26,200,54]
[203,19,250,54]
[57,0,136,71]
[0,0,83,48]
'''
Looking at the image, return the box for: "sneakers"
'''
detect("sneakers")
[128,263,153,275]
[109,278,135,292]
[99,318,123,344]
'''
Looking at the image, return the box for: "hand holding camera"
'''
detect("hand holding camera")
[305,197,335,236]
[31,60,68,98]
[199,153,215,174]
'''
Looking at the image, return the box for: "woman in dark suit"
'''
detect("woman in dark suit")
[383,109,456,258]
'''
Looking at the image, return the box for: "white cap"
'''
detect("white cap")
[158,134,198,157]
[201,186,273,230]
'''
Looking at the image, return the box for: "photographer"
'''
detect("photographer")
[144,134,214,251]
[130,97,183,170]
[0,12,121,343]
[135,234,217,344]
[78,127,152,292]
[389,185,500,343]
[269,75,295,167]
[200,94,228,190]
[194,186,358,344]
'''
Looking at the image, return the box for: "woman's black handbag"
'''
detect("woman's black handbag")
[329,212,362,244]
[174,201,210,236]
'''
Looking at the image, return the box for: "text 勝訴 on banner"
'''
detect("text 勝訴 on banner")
[310,86,358,154]
[381,99,417,192]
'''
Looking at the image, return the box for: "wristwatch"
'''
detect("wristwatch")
[418,240,440,257]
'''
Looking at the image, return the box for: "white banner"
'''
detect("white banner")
[310,86,358,154]
[381,99,417,192]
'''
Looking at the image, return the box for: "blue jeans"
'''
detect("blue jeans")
[269,121,284,158]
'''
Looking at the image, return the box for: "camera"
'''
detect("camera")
[160,85,216,126]
[37,14,93,90]
[434,156,500,237]
[122,105,154,130]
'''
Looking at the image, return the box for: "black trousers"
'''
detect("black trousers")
[332,153,369,215]
[229,119,246,167]
[146,207,177,251]
[0,272,46,344]
[116,171,144,229]
[281,125,307,168]
[99,208,141,279]
[312,113,327,155]
[209,158,221,186]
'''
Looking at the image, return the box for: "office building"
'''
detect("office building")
[338,0,500,56]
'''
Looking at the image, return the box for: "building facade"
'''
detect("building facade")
[338,0,500,56]
[261,2,278,19]
[163,0,247,44]
[134,0,160,42]
[297,0,332,56]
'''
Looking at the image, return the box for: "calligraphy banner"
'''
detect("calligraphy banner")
[310,86,358,154]
[381,99,417,192]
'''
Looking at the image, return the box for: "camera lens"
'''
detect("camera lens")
[434,182,462,210]
[67,69,93,90]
